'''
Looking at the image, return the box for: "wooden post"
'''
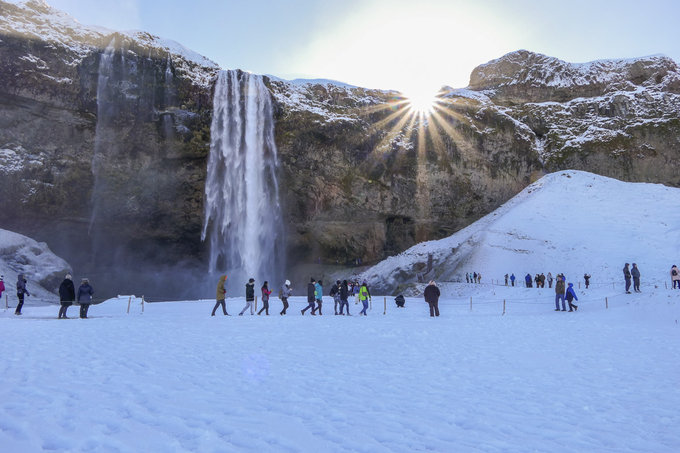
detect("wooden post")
[127,296,132,314]
[141,296,145,313]
[383,296,386,315]
[606,297,608,309]
[5,293,8,310]
[470,296,472,311]
[578,282,581,289]
[665,281,668,289]
[502,299,506,316]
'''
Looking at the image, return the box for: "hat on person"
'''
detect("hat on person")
[285,279,290,286]
[81,278,89,283]
[248,278,255,283]
[65,273,72,280]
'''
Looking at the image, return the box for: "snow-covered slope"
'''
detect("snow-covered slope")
[360,170,680,294]
[0,228,71,299]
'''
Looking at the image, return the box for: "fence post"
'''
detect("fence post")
[578,282,581,289]
[141,296,145,313]
[605,297,608,309]
[384,297,386,315]
[665,281,668,289]
[502,299,506,316]
[127,296,132,314]
[470,297,472,311]
[254,296,257,315]
[5,293,8,310]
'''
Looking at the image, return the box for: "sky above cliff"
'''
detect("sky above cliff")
[44,0,680,100]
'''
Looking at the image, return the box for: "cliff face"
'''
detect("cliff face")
[1,2,679,296]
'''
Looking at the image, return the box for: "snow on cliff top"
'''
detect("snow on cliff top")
[360,170,680,293]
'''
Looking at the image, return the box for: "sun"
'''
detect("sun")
[403,86,440,115]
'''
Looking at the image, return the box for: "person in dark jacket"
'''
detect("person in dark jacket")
[258,281,272,315]
[583,273,591,289]
[58,273,76,319]
[280,280,292,315]
[631,263,641,293]
[239,278,255,315]
[301,278,316,315]
[623,263,632,294]
[330,280,341,315]
[395,294,405,307]
[15,273,30,315]
[525,273,532,288]
[339,280,350,315]
[554,275,566,311]
[77,278,94,318]
[423,280,440,317]
[565,282,579,311]
[212,275,230,316]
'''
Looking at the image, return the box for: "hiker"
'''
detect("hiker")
[301,278,316,315]
[339,280,350,315]
[504,274,509,286]
[547,272,553,288]
[312,280,323,315]
[554,275,566,312]
[77,278,94,318]
[0,275,4,301]
[510,273,515,287]
[58,274,76,319]
[631,263,641,293]
[258,281,272,315]
[15,273,29,315]
[583,273,591,289]
[623,263,632,294]
[525,273,532,288]
[239,278,255,315]
[211,275,230,316]
[358,281,371,315]
[280,280,292,315]
[330,280,341,315]
[566,283,579,311]
[671,265,680,289]
[395,294,405,308]
[424,280,441,317]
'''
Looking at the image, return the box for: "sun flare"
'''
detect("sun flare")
[403,87,440,115]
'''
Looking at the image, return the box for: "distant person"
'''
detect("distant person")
[525,273,532,288]
[312,280,323,315]
[258,281,272,315]
[504,274,509,286]
[466,273,470,283]
[395,294,405,308]
[631,263,641,293]
[15,273,29,315]
[424,280,441,317]
[554,275,566,312]
[280,280,292,315]
[211,275,230,316]
[583,273,591,289]
[473,272,478,284]
[239,278,256,315]
[330,280,341,315]
[510,273,515,287]
[671,265,680,289]
[0,275,5,302]
[77,278,94,318]
[565,283,579,311]
[58,273,76,319]
[539,273,546,288]
[358,281,371,315]
[301,278,316,315]
[534,274,540,289]
[623,263,632,294]
[339,280,350,315]
[547,272,553,288]
[477,272,482,284]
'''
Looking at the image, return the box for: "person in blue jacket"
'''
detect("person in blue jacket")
[77,278,94,318]
[566,282,579,311]
[510,273,516,287]
[525,273,532,288]
[312,280,323,315]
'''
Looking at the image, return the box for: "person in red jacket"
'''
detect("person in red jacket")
[424,280,441,317]
[258,281,272,315]
[0,275,5,302]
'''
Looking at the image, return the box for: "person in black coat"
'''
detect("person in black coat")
[239,278,256,315]
[15,273,30,315]
[77,278,94,318]
[301,278,316,315]
[423,280,441,317]
[58,274,76,319]
[339,280,350,315]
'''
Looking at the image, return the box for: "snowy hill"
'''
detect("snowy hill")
[360,170,680,295]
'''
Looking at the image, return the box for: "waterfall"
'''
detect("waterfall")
[89,37,117,234]
[202,70,284,284]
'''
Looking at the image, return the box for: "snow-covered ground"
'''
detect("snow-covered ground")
[1,286,678,452]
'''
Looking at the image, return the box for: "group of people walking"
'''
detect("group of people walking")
[465,272,482,283]
[210,276,373,317]
[623,263,642,294]
[0,273,94,318]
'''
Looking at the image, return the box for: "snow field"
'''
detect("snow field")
[1,284,679,452]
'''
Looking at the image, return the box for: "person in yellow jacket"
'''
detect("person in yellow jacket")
[358,281,371,316]
[211,275,230,316]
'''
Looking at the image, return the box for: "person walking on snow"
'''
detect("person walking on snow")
[0,275,5,304]
[339,280,350,315]
[239,278,256,315]
[510,273,515,287]
[623,263,632,294]
[312,280,323,315]
[583,273,591,289]
[671,265,680,289]
[77,278,94,318]
[525,273,532,288]
[58,273,76,319]
[424,280,441,317]
[330,280,341,315]
[358,281,371,315]
[565,283,579,311]
[280,280,292,315]
[631,263,641,293]
[258,281,272,315]
[554,275,567,311]
[15,273,29,315]
[547,272,553,288]
[212,275,230,316]
[301,278,316,315]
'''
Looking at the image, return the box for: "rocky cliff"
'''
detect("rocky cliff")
[1,2,678,297]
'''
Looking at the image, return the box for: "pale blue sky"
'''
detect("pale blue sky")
[48,0,680,97]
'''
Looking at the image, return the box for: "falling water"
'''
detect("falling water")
[202,70,284,283]
[89,38,117,233]
[161,54,175,141]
